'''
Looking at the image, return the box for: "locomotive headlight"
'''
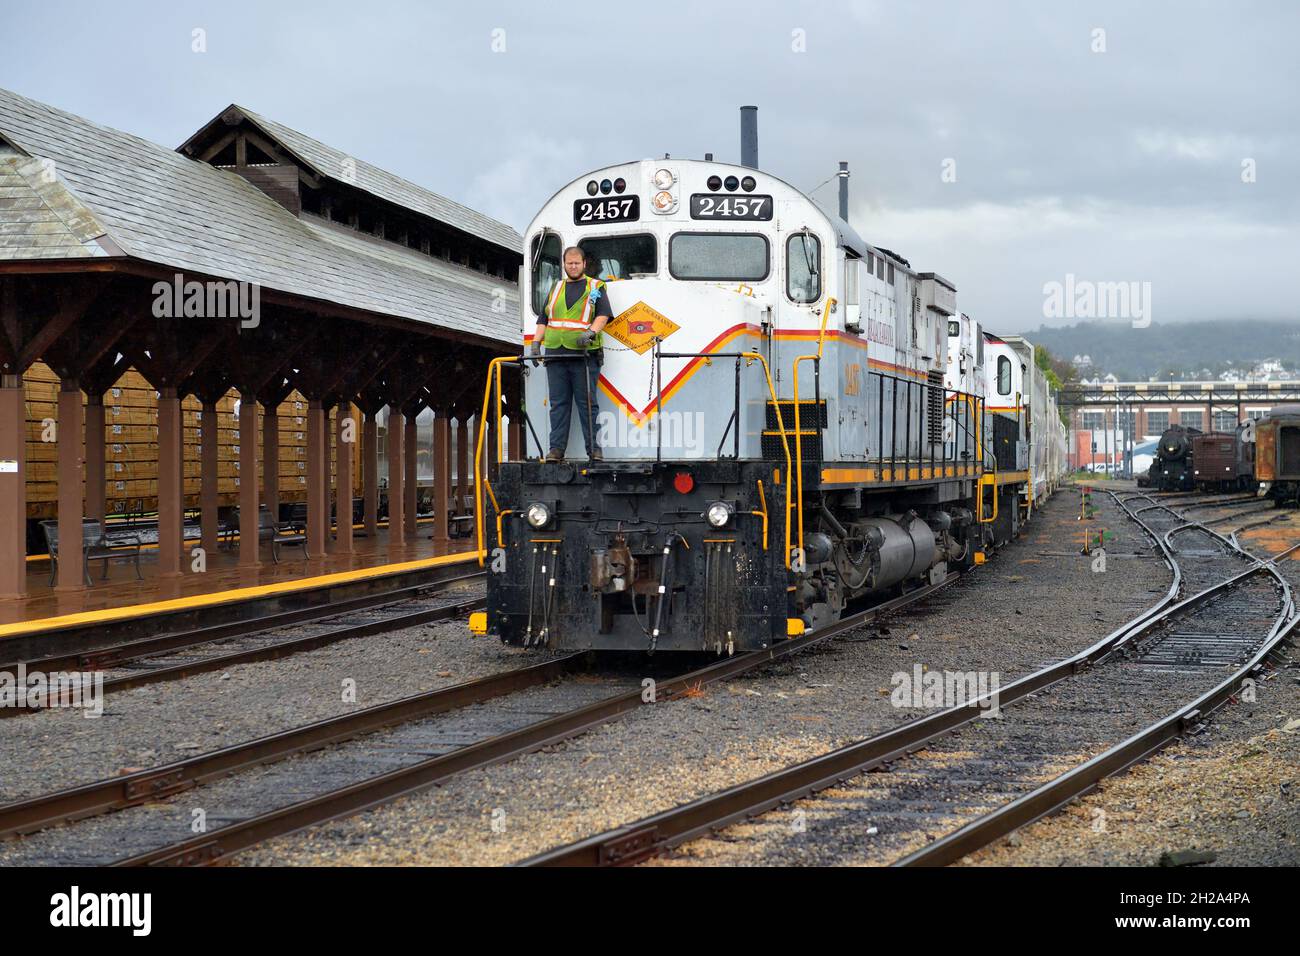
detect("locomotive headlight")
[652,190,676,211]
[525,502,553,529]
[705,501,733,528]
[653,168,675,189]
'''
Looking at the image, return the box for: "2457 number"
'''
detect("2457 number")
[574,197,639,224]
[690,194,773,220]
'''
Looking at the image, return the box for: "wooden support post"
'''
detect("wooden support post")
[55,380,85,591]
[157,387,183,578]
[324,407,338,554]
[363,410,378,538]
[404,413,417,540]
[387,407,405,550]
[239,391,259,568]
[0,376,26,599]
[456,417,470,519]
[307,399,326,557]
[263,402,279,524]
[335,403,354,555]
[200,400,219,556]
[85,393,106,524]
[508,417,522,463]
[432,415,450,546]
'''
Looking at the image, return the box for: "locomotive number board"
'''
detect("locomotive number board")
[689,194,773,220]
[573,196,640,225]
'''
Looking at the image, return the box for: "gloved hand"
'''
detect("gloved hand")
[530,339,542,357]
[575,330,595,348]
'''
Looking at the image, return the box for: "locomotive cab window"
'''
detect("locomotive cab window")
[996,356,1012,395]
[786,232,821,303]
[578,234,657,280]
[529,232,562,317]
[669,232,769,281]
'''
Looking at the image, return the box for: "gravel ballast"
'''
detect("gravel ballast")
[234,485,1175,866]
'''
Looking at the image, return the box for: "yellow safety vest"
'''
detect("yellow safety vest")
[542,276,605,350]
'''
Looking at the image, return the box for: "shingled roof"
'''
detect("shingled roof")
[0,87,521,347]
[188,104,521,251]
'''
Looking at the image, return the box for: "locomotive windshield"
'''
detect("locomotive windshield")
[997,356,1012,395]
[669,232,769,281]
[786,233,821,303]
[577,234,657,280]
[529,232,562,316]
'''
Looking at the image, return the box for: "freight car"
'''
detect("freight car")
[1191,423,1255,492]
[21,361,365,547]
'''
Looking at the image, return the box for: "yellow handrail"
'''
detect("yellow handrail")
[977,394,999,525]
[751,478,769,550]
[791,297,836,559]
[474,356,520,566]
[741,352,793,568]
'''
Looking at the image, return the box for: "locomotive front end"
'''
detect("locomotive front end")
[489,456,789,653]
[480,160,804,653]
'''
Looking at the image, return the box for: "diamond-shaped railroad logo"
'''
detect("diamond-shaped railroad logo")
[604,301,680,355]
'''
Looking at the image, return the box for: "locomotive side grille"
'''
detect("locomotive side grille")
[992,413,1019,471]
[763,432,822,461]
[926,370,944,445]
[766,399,828,430]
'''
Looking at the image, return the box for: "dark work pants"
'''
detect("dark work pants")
[545,347,601,455]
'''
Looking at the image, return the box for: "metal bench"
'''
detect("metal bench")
[40,518,142,586]
[221,506,309,562]
[448,495,476,538]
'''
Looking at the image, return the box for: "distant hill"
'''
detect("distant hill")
[1026,320,1300,381]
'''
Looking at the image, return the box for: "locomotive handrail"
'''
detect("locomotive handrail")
[752,478,769,551]
[652,347,790,564]
[739,351,793,569]
[474,356,520,566]
[791,296,837,559]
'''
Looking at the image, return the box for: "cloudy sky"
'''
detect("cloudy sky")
[2,0,1295,332]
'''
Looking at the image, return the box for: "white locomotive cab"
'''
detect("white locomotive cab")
[520,159,843,462]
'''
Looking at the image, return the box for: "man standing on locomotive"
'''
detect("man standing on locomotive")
[530,246,612,461]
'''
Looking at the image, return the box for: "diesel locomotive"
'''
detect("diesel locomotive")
[471,148,1067,654]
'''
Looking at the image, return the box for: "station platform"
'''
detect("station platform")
[0,523,480,640]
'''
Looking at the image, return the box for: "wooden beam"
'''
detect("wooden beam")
[18,279,105,372]
[0,278,18,371]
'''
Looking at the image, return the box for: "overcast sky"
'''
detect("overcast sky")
[2,0,1295,332]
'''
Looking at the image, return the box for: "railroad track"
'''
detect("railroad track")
[518,492,1296,866]
[0,573,485,717]
[1122,491,1285,541]
[0,572,963,865]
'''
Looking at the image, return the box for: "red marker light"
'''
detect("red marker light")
[673,472,695,494]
